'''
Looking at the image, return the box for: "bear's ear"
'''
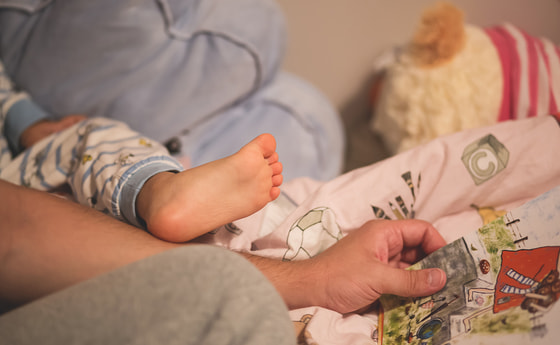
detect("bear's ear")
[408,1,466,68]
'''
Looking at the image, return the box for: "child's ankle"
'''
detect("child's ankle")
[135,172,175,226]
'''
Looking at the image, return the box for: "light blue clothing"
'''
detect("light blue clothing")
[1,60,181,228]
[0,0,345,181]
[0,62,48,155]
[3,97,48,154]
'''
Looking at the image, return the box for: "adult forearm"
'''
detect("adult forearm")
[240,252,324,311]
[0,180,307,313]
[0,180,179,309]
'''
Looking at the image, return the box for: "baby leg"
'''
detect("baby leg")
[136,133,283,242]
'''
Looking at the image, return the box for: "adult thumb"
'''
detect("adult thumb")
[378,266,446,298]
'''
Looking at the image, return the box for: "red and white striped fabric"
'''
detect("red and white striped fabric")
[485,23,560,121]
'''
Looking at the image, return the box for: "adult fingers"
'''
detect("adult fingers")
[377,265,446,298]
[386,219,447,256]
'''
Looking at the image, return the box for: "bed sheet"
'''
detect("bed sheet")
[197,115,560,345]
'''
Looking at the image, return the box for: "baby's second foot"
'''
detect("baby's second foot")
[137,133,283,242]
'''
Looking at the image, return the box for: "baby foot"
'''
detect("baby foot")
[136,133,283,242]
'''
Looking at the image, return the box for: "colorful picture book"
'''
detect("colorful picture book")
[379,185,560,345]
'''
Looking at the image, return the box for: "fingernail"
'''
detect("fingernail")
[428,269,445,287]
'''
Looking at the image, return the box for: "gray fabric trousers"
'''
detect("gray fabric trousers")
[0,245,296,345]
[0,0,345,182]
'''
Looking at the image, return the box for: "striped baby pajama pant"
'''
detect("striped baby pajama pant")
[0,117,183,228]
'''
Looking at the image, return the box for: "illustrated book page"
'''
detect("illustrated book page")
[379,185,560,345]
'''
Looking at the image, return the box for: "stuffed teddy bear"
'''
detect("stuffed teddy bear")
[370,1,560,154]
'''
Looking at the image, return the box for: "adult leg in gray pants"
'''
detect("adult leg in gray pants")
[0,245,296,345]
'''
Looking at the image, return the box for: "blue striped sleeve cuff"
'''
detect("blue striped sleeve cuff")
[4,98,49,154]
[119,160,183,229]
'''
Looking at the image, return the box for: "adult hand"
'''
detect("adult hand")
[20,114,86,149]
[307,219,447,314]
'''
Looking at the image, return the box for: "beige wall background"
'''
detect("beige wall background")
[276,0,560,171]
